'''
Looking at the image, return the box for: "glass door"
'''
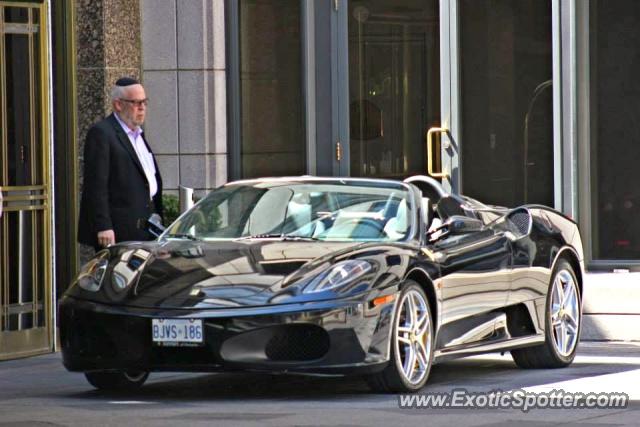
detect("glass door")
[442,0,556,204]
[236,0,306,178]
[586,0,640,264]
[347,0,440,180]
[0,2,53,360]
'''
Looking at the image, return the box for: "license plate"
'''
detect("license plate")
[151,318,203,346]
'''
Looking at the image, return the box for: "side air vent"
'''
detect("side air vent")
[506,208,532,237]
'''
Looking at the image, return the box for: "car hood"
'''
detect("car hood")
[74,239,365,309]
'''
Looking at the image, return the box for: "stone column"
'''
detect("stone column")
[141,0,227,200]
[75,0,142,261]
[76,0,142,143]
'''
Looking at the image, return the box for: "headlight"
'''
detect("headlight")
[76,250,110,292]
[304,260,372,293]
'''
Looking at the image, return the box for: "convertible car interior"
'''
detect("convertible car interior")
[279,175,470,241]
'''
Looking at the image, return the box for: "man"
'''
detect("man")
[78,77,163,251]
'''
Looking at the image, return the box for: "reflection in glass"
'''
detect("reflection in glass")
[459,0,553,208]
[239,0,305,178]
[33,14,43,184]
[5,33,33,186]
[590,0,640,259]
[4,7,29,23]
[348,0,440,179]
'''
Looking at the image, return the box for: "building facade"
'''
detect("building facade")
[1,0,639,359]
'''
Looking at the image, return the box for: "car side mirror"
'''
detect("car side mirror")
[445,215,484,235]
[146,213,166,238]
[429,215,483,241]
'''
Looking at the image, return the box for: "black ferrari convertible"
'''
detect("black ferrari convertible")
[59,176,584,392]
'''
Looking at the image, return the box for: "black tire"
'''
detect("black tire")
[84,371,149,391]
[367,280,434,393]
[512,259,581,369]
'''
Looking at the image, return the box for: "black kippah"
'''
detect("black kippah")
[115,77,139,87]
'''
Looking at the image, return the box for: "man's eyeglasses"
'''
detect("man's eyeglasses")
[120,98,149,107]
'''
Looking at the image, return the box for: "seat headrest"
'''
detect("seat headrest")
[395,199,408,232]
[421,197,432,227]
[384,199,409,239]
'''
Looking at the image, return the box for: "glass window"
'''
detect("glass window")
[4,33,33,186]
[4,7,29,23]
[238,0,306,178]
[459,0,553,208]
[347,0,440,179]
[589,0,640,259]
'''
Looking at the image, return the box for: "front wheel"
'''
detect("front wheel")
[512,259,581,368]
[84,371,149,391]
[368,280,434,392]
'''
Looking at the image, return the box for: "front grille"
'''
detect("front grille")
[264,324,330,361]
[220,323,331,364]
[63,309,148,361]
[71,319,118,359]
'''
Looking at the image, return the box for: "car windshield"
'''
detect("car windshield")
[163,180,414,242]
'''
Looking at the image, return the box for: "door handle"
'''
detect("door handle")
[426,127,449,179]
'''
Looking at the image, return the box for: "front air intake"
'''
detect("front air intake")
[220,324,330,364]
[264,324,330,361]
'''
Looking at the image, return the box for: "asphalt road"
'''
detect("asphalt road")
[1,341,639,426]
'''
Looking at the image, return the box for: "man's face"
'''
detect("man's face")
[114,84,147,128]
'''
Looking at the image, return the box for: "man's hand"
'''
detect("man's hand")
[97,229,115,248]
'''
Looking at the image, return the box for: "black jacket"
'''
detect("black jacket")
[78,114,163,247]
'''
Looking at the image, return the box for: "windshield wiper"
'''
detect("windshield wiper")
[234,233,283,240]
[234,233,320,241]
[282,235,321,241]
[163,233,201,241]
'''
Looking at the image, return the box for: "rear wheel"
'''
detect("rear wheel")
[84,371,149,391]
[512,259,581,368]
[368,281,434,392]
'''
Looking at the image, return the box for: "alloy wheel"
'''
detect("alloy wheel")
[550,269,580,357]
[394,288,432,385]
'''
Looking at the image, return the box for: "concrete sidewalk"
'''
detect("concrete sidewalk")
[582,271,640,341]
